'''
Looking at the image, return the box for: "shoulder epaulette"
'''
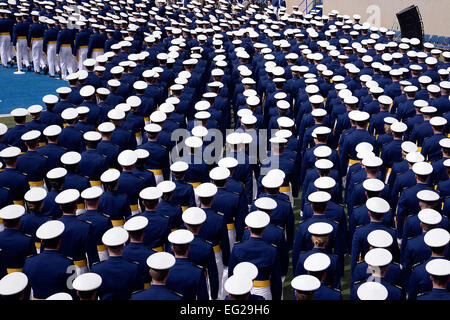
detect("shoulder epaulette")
[160,214,170,219]
[354,180,363,185]
[19,171,27,176]
[101,212,111,218]
[24,233,32,238]
[331,287,341,292]
[275,224,284,231]
[204,239,213,245]
[26,253,37,259]
[130,260,140,265]
[40,154,48,159]
[63,255,73,261]
[281,197,291,203]
[92,260,102,266]
[160,144,167,150]
[353,280,364,286]
[391,262,401,268]
[393,284,403,290]
[231,191,239,196]
[270,243,278,248]
[416,292,426,297]
[132,289,143,295]
[81,219,92,225]
[193,263,203,270]
[216,211,224,216]
[356,260,365,265]
[112,143,120,148]
[136,175,145,181]
[171,290,183,298]
[355,224,364,229]
[101,154,107,158]
[61,146,68,151]
[83,175,90,180]
[1,186,10,191]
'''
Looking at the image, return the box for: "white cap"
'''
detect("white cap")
[430,117,447,127]
[72,273,102,292]
[261,173,283,189]
[412,162,433,175]
[218,157,238,169]
[233,262,258,280]
[118,150,137,166]
[81,186,103,200]
[60,151,81,165]
[308,222,333,235]
[144,123,162,133]
[224,275,253,295]
[185,136,203,148]
[79,85,95,97]
[209,166,230,181]
[0,146,21,158]
[304,252,331,272]
[108,109,126,121]
[425,258,450,276]
[46,167,67,180]
[367,230,393,248]
[42,94,59,104]
[36,220,65,240]
[168,229,194,244]
[357,282,388,300]
[55,189,80,204]
[417,190,440,202]
[170,161,189,173]
[362,156,383,167]
[61,108,78,120]
[0,123,7,136]
[390,122,407,133]
[440,138,450,149]
[46,292,73,300]
[362,178,384,192]
[24,187,47,203]
[135,149,149,160]
[424,228,450,247]
[182,207,206,225]
[315,159,333,170]
[83,131,102,142]
[245,210,270,228]
[314,176,336,190]
[147,252,176,270]
[254,197,277,211]
[291,275,321,292]
[308,191,331,203]
[155,180,175,195]
[366,197,390,214]
[123,216,148,232]
[402,141,418,153]
[139,187,162,201]
[43,125,62,137]
[0,204,25,220]
[28,104,43,114]
[365,248,392,267]
[102,227,129,246]
[0,272,28,296]
[195,183,217,198]
[418,208,442,225]
[21,130,41,141]
[100,169,120,183]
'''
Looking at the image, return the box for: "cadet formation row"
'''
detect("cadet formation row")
[0,0,449,301]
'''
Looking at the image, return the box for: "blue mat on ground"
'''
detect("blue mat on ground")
[0,67,64,114]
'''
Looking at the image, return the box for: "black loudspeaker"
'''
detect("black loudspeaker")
[396,5,424,48]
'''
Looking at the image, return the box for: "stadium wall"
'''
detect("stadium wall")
[286,0,449,36]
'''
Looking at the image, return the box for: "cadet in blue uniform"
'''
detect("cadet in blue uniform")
[138,123,169,182]
[99,169,131,227]
[407,228,450,300]
[417,258,450,300]
[224,273,265,301]
[351,197,398,273]
[20,188,50,253]
[134,187,170,251]
[351,229,406,288]
[58,108,83,153]
[37,125,67,171]
[55,189,99,272]
[97,122,120,170]
[133,149,156,188]
[131,252,182,300]
[295,222,342,289]
[22,220,74,300]
[0,205,36,274]
[156,181,182,231]
[123,216,156,289]
[78,187,113,262]
[3,108,29,152]
[169,161,196,211]
[0,146,29,205]
[166,229,209,300]
[71,272,103,301]
[91,227,143,300]
[0,271,29,300]
[350,248,403,300]
[303,252,342,300]
[117,150,145,215]
[16,130,48,189]
[228,210,282,300]
[291,274,321,301]
[79,131,108,186]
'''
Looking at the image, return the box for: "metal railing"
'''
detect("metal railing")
[296,0,322,14]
